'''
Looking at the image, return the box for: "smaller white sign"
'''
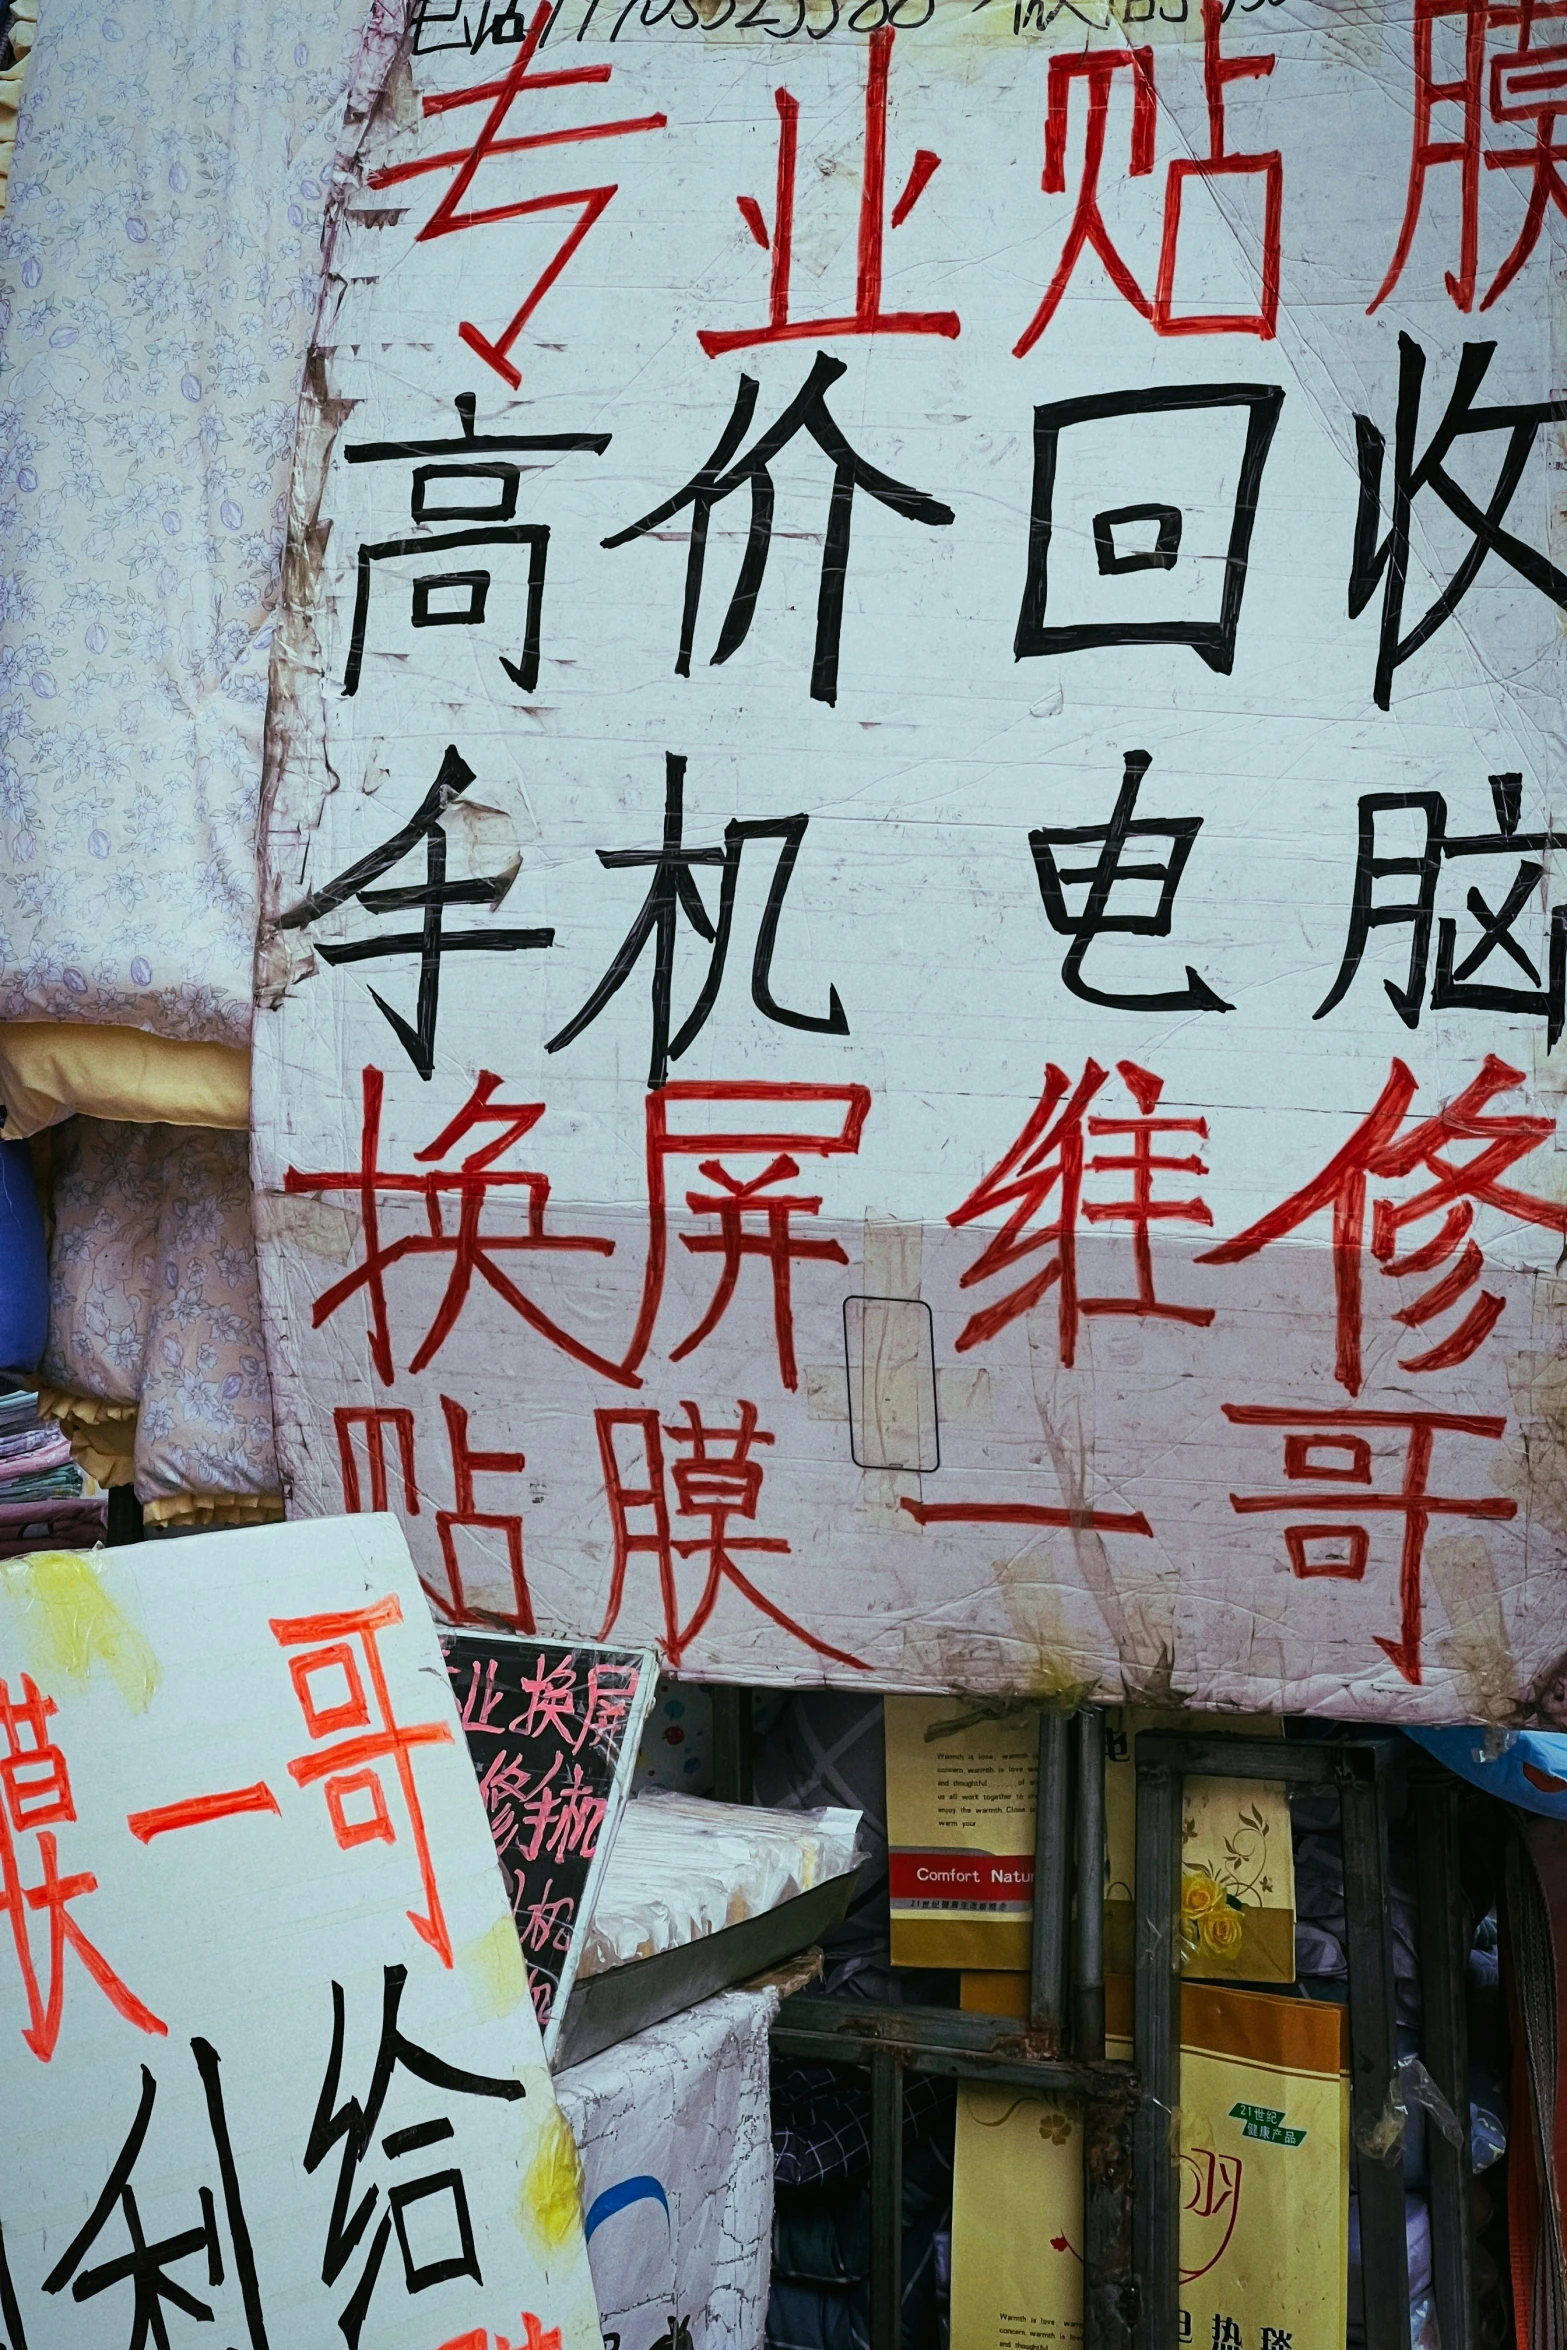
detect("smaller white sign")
[0,1514,603,2350]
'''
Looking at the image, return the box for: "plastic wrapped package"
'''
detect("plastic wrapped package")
[579,1792,861,1977]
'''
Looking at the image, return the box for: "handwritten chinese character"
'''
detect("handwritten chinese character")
[604,351,953,705]
[1199,1055,1567,1394]
[596,1400,867,1669]
[338,394,610,699]
[1030,752,1232,1012]
[1224,1402,1517,1683]
[271,1598,457,1967]
[305,1964,525,2348]
[276,746,554,1081]
[0,1673,164,2061]
[1350,335,1567,710]
[545,752,846,1091]
[365,0,665,386]
[699,28,959,355]
[948,1059,1214,1366]
[286,1067,626,1389]
[1314,773,1565,1044]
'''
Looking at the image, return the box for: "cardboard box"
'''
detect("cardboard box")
[887,1702,1295,1982]
[884,1694,1037,1969]
[951,1981,1348,2350]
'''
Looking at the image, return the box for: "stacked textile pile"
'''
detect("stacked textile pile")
[0,1387,105,1558]
[578,1792,860,1978]
[0,0,402,1526]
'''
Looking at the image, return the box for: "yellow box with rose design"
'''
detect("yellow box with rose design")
[887,1703,1296,1979]
[1104,1709,1298,1985]
[950,1982,1347,2350]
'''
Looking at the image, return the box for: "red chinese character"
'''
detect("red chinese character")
[1014,2,1279,356]
[625,1079,871,1388]
[595,1401,867,1670]
[698,27,959,358]
[434,1393,533,1634]
[0,1675,165,2061]
[576,1660,640,1760]
[901,1491,1153,1539]
[1223,1402,1518,1684]
[438,2319,562,2350]
[1480,0,1567,306]
[672,1155,850,1392]
[270,1597,457,1967]
[1013,46,1157,357]
[1179,2147,1243,2280]
[948,1060,1214,1368]
[336,1405,421,1515]
[1152,0,1281,339]
[287,1066,627,1390]
[1199,1055,1567,1396]
[1372,0,1489,312]
[1372,0,1567,313]
[366,0,666,387]
[335,1397,535,1633]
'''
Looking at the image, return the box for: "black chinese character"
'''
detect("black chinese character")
[1015,383,1283,673]
[342,393,610,697]
[305,1963,526,2350]
[602,349,954,707]
[1029,749,1232,1012]
[277,743,554,1080]
[1351,335,1567,710]
[32,2041,267,2350]
[1314,772,1565,1045]
[546,750,847,1089]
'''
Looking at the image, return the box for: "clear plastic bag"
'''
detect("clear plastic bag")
[579,1792,862,1976]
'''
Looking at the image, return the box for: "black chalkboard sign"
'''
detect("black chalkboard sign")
[442,1633,655,2059]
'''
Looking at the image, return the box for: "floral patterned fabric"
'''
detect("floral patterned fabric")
[41,1118,277,1503]
[0,0,391,1043]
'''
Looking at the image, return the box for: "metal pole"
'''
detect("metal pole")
[1031,1708,1071,2043]
[709,1685,753,1804]
[1414,1772,1475,2350]
[1132,1747,1182,2350]
[1083,2086,1138,2350]
[868,2042,903,2350]
[1075,1704,1106,2061]
[1340,1752,1412,2350]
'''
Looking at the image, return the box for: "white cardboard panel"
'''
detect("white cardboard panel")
[0,1517,603,2350]
[254,0,1567,1716]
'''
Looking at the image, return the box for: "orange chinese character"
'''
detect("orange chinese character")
[0,1674,165,2060]
[270,1599,456,1967]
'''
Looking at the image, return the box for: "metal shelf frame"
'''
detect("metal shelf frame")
[707,1688,1477,2350]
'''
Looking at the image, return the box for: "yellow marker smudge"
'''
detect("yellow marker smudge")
[460,1913,530,2021]
[0,1550,159,1713]
[519,2103,584,2254]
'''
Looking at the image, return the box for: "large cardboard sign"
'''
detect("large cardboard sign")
[0,1521,603,2350]
[255,0,1567,1715]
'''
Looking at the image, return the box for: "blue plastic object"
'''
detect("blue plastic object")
[0,1138,46,1377]
[0,1139,47,1376]
[1407,1724,1567,1819]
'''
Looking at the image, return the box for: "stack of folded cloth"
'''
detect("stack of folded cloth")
[578,1791,861,1977]
[0,1388,107,1559]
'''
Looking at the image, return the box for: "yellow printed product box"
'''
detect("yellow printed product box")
[885,1700,1296,1981]
[1104,1710,1297,1984]
[950,1983,1347,2350]
[884,1695,1037,1970]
